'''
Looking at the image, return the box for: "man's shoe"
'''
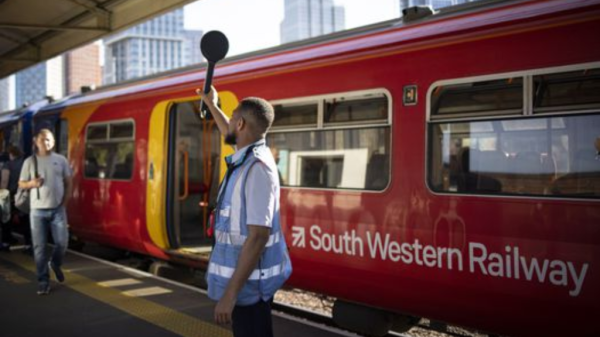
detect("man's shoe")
[49,262,65,283]
[37,283,51,295]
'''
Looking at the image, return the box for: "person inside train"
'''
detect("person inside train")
[18,129,73,295]
[112,153,133,180]
[0,146,32,254]
[197,86,292,337]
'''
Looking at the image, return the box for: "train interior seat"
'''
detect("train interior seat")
[456,148,476,192]
[365,153,389,190]
[456,148,502,193]
[475,150,508,192]
[85,157,99,178]
[112,154,133,180]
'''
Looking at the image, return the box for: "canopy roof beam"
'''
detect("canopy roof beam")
[0,22,110,32]
[0,0,197,78]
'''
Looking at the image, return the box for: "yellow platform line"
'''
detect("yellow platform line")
[0,252,231,337]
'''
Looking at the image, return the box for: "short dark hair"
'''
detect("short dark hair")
[7,146,22,158]
[238,97,274,135]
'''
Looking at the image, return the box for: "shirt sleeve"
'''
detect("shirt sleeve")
[62,156,73,178]
[245,162,277,228]
[19,158,31,182]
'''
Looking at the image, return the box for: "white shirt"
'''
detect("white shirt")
[232,141,278,228]
[19,153,72,209]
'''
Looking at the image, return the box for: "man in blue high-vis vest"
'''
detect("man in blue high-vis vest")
[197,86,292,337]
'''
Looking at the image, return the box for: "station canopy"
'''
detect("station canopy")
[0,0,196,79]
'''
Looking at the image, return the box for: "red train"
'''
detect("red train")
[12,0,600,336]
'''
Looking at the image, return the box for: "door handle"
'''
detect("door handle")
[178,150,189,201]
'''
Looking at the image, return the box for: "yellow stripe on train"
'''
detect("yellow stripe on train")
[146,92,238,249]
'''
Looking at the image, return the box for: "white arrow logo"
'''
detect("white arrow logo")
[292,227,305,248]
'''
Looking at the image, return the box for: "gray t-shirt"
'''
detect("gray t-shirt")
[19,153,72,209]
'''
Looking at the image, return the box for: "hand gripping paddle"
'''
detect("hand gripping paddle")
[199,31,229,118]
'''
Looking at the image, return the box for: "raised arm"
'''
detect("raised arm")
[196,86,230,137]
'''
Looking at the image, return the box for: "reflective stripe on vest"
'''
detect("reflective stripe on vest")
[214,229,281,247]
[208,260,288,280]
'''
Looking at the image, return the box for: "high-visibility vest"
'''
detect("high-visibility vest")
[207,141,292,305]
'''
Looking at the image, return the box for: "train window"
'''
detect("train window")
[109,122,134,139]
[431,78,523,118]
[533,68,600,112]
[268,90,391,191]
[428,66,600,199]
[268,128,390,190]
[86,124,108,141]
[272,103,318,128]
[84,120,135,180]
[429,114,600,197]
[324,94,388,125]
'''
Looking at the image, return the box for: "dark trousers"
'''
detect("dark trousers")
[232,299,274,337]
[0,220,11,244]
[1,209,31,246]
[18,212,32,245]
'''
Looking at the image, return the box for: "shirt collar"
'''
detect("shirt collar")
[227,139,266,165]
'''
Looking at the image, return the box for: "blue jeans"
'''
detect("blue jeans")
[30,207,68,285]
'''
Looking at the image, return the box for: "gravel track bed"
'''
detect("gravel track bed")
[275,288,493,337]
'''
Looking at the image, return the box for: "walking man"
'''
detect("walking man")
[198,86,292,337]
[19,129,72,295]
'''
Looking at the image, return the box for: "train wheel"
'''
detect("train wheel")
[332,300,418,336]
[68,236,85,252]
[81,242,127,261]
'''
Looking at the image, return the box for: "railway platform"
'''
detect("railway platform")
[0,247,348,337]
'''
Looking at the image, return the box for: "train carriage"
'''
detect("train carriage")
[24,1,600,336]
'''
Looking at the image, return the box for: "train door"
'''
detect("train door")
[167,101,221,248]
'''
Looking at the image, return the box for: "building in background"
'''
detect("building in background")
[103,9,203,85]
[0,77,10,112]
[65,43,102,95]
[280,0,345,44]
[184,29,204,66]
[399,0,476,12]
[15,56,64,108]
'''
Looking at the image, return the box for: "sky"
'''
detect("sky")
[183,0,399,56]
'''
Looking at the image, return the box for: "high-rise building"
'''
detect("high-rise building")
[400,0,475,12]
[15,56,64,108]
[103,9,202,85]
[65,43,102,95]
[280,0,346,44]
[184,29,204,66]
[0,77,10,112]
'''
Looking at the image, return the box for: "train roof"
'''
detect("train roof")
[38,0,600,114]
[0,99,50,127]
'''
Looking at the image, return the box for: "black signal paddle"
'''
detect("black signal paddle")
[198,30,229,118]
